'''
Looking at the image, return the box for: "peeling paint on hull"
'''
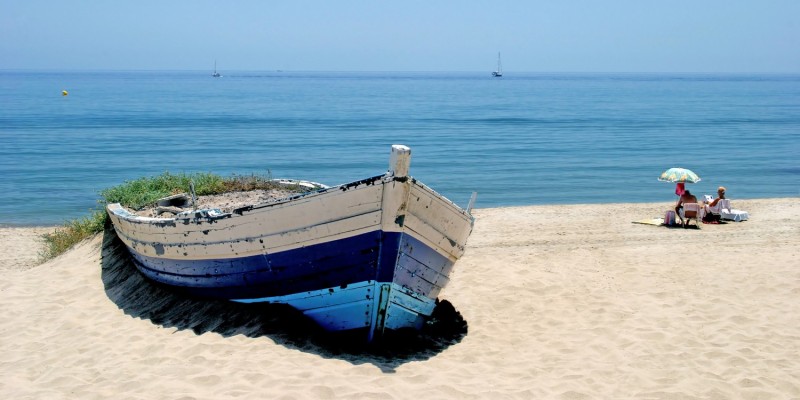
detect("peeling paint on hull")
[106,145,473,341]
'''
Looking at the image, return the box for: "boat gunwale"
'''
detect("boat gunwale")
[107,173,474,225]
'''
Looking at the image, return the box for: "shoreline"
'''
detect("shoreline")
[3,194,798,229]
[1,196,796,271]
[2,198,799,398]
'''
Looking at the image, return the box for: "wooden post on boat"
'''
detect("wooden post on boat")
[389,144,411,178]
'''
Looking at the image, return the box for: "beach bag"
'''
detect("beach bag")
[664,210,676,226]
[703,212,720,223]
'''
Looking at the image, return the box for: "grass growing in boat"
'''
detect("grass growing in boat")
[40,171,308,262]
[99,172,228,210]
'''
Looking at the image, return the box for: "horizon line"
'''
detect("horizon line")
[2,68,799,75]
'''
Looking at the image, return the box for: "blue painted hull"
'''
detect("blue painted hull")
[126,231,454,302]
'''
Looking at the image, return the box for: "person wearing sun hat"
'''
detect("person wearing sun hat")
[705,186,727,213]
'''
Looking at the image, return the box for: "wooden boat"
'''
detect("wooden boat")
[107,145,474,341]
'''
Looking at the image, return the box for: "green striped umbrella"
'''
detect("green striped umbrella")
[658,167,701,183]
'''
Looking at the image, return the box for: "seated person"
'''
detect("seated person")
[675,189,698,224]
[704,186,727,214]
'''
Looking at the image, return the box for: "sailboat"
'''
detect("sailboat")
[212,60,222,78]
[492,52,503,77]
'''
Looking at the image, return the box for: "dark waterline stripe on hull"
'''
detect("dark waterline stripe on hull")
[126,231,453,301]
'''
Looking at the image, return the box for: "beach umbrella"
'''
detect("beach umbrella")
[658,167,701,184]
[659,167,701,196]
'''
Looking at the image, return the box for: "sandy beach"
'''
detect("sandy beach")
[1,198,798,399]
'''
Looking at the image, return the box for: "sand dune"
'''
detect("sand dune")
[1,199,799,399]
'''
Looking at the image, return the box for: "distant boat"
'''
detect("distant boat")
[212,61,222,78]
[492,52,503,77]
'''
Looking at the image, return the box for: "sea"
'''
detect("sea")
[1,70,798,226]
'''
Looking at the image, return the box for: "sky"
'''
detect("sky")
[2,0,798,73]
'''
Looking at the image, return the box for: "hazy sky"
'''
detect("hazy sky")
[2,0,798,73]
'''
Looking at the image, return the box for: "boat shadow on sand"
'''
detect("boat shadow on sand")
[99,223,468,372]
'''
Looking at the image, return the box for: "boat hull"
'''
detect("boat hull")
[106,146,473,340]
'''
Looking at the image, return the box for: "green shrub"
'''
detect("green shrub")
[40,211,107,261]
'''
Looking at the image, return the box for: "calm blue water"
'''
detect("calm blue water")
[1,71,798,226]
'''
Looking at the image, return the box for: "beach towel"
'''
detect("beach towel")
[675,183,685,196]
[632,218,665,226]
